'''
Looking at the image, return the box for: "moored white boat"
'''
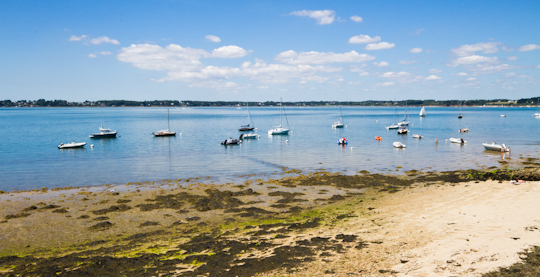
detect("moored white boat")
[221,134,243,145]
[385,123,399,130]
[268,97,290,135]
[397,126,408,134]
[58,141,87,149]
[412,134,423,139]
[482,142,509,152]
[243,133,259,139]
[450,137,466,144]
[153,109,176,136]
[90,125,117,138]
[332,105,345,128]
[393,141,406,148]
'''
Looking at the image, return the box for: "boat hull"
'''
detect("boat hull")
[90,132,117,138]
[58,142,87,149]
[243,134,259,139]
[393,142,406,148]
[239,127,255,131]
[153,132,176,137]
[450,138,466,144]
[268,128,289,135]
[482,143,509,152]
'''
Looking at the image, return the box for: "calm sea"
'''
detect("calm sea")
[1,106,539,191]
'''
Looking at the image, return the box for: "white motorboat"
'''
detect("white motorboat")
[221,134,243,145]
[419,106,426,117]
[482,142,509,152]
[268,97,290,135]
[450,137,466,144]
[500,115,506,117]
[412,134,423,139]
[242,133,259,139]
[459,128,469,133]
[397,126,408,134]
[385,123,399,130]
[58,141,87,149]
[393,141,406,148]
[90,125,117,138]
[153,109,176,137]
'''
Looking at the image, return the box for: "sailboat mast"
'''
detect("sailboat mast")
[280,97,283,127]
[167,109,170,130]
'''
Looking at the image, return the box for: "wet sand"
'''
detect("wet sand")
[1,161,540,276]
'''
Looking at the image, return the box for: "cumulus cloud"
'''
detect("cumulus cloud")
[399,60,417,65]
[258,86,269,89]
[424,75,441,80]
[409,48,423,53]
[117,44,208,71]
[349,34,381,44]
[350,15,363,22]
[380,71,411,78]
[69,35,87,41]
[275,50,375,64]
[507,56,518,60]
[290,10,335,25]
[467,63,514,75]
[428,69,442,73]
[365,42,395,50]
[518,44,540,51]
[239,61,342,84]
[90,36,120,45]
[467,77,477,81]
[211,45,249,58]
[99,51,113,55]
[375,81,395,87]
[448,55,498,67]
[358,72,370,76]
[451,42,500,56]
[456,72,468,76]
[205,35,221,43]
[373,61,389,66]
[88,53,97,58]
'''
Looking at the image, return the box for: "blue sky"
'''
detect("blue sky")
[1,0,539,102]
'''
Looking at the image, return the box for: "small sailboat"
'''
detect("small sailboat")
[90,125,117,138]
[386,103,400,129]
[332,105,345,128]
[482,142,509,152]
[419,106,426,117]
[58,141,87,149]
[153,109,176,136]
[268,98,290,135]
[239,103,256,131]
[398,102,409,126]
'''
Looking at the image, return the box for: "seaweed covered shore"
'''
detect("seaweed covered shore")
[1,158,540,276]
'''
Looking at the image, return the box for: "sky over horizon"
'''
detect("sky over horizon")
[1,0,539,102]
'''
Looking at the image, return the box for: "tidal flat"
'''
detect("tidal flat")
[1,158,540,276]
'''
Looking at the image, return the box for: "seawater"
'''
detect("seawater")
[1,106,539,191]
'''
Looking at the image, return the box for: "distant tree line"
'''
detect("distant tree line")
[1,97,539,108]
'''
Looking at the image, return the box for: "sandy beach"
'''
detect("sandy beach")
[1,164,540,276]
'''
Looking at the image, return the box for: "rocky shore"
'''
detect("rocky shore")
[1,157,540,276]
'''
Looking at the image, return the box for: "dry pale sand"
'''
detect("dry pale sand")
[385,180,540,276]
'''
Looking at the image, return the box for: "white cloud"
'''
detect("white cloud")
[257,86,269,89]
[69,35,87,41]
[240,61,342,84]
[518,44,540,51]
[456,72,468,76]
[409,48,423,53]
[505,73,515,77]
[348,34,381,44]
[373,61,389,66]
[99,51,112,55]
[290,10,335,25]
[507,56,518,60]
[467,63,514,75]
[300,75,330,83]
[205,35,221,43]
[358,72,370,76]
[537,65,540,69]
[365,42,395,50]
[451,42,500,56]
[424,75,441,80]
[118,44,208,71]
[90,36,120,45]
[350,15,363,22]
[399,60,417,65]
[348,81,362,85]
[467,77,477,81]
[411,28,424,35]
[448,55,498,67]
[211,45,249,58]
[380,71,411,78]
[428,69,442,73]
[375,81,395,87]
[275,50,375,64]
[87,53,97,58]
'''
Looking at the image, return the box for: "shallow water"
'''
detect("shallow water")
[1,106,538,190]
